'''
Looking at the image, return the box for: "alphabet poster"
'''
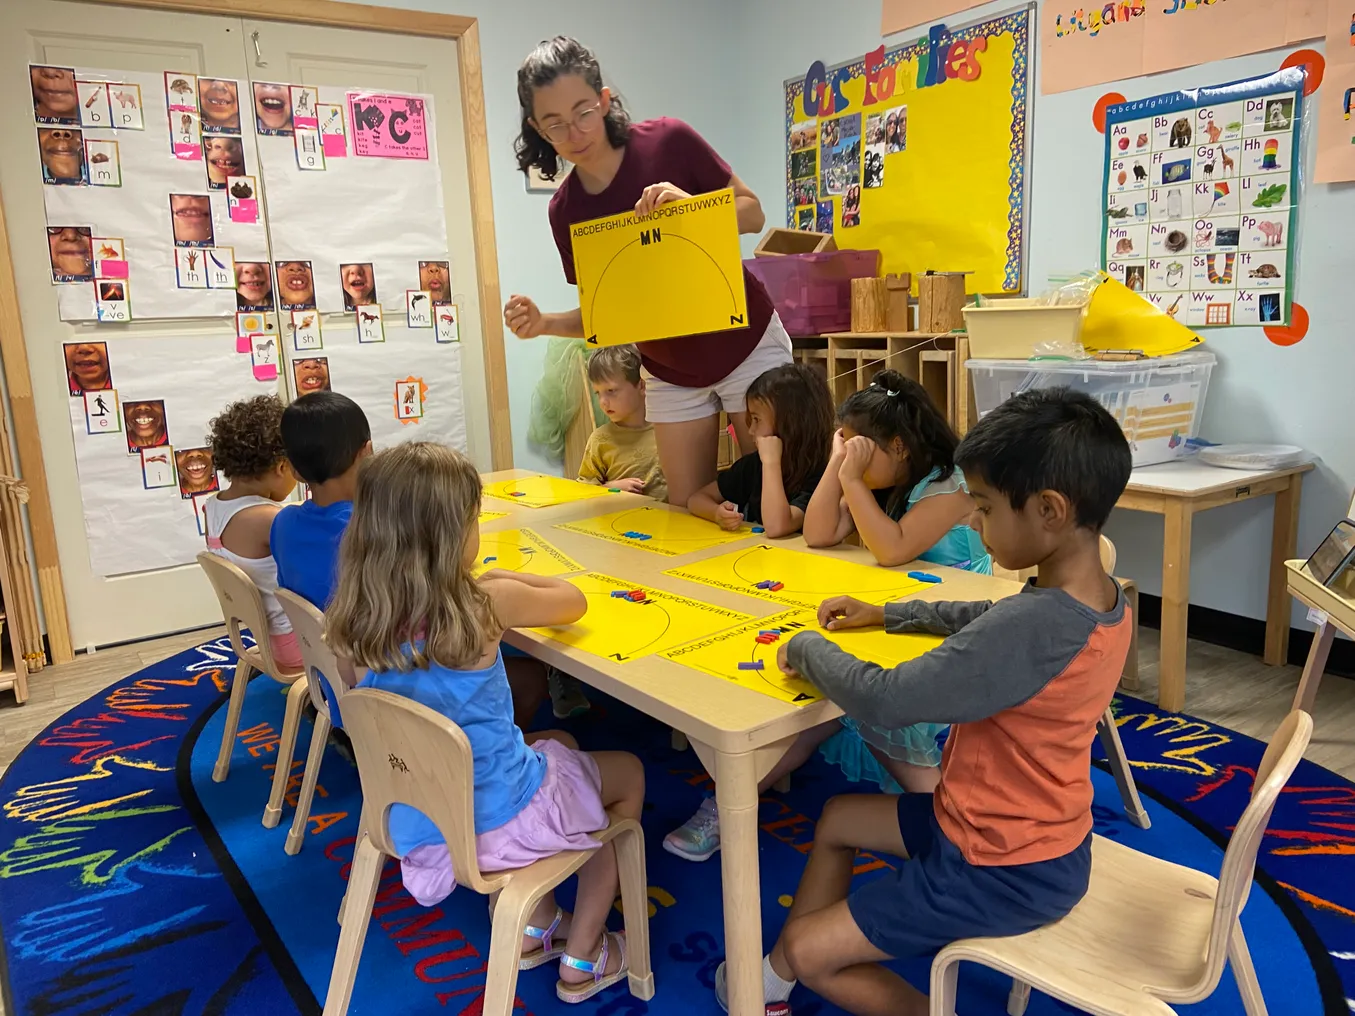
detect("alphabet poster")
[783,7,1032,294]
[570,189,747,346]
[348,92,429,160]
[1101,68,1302,328]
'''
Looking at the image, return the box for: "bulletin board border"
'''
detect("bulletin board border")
[782,5,1034,293]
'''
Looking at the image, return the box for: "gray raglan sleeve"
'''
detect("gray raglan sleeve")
[785,593,1096,728]
[883,598,995,636]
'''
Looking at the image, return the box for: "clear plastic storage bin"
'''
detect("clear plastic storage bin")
[967,351,1216,467]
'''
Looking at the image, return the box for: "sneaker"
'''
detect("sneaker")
[548,668,591,719]
[715,962,791,1016]
[663,797,721,861]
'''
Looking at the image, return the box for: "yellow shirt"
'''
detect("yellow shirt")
[577,422,667,501]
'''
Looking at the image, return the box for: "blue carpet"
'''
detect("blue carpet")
[0,633,1352,1015]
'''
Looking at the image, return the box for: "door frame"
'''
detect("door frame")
[0,0,513,663]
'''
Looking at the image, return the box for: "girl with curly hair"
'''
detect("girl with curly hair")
[204,395,301,669]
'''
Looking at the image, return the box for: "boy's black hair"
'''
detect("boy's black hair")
[955,387,1131,530]
[514,36,631,180]
[280,391,371,486]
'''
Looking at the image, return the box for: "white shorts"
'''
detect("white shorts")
[642,313,794,425]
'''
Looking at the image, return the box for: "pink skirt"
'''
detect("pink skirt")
[401,739,609,907]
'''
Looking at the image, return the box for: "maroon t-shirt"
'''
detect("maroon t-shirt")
[548,118,774,389]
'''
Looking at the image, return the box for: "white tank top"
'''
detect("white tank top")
[204,494,291,635]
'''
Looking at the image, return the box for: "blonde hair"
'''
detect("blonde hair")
[587,344,642,386]
[326,442,496,673]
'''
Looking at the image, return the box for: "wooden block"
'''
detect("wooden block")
[851,278,888,333]
[954,336,975,436]
[917,272,967,332]
[754,227,837,257]
[884,273,912,332]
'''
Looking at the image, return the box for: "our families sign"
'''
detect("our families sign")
[347,92,429,160]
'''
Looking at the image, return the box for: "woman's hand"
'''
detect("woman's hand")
[714,501,745,531]
[756,434,783,466]
[504,295,544,339]
[817,595,885,631]
[838,435,875,483]
[635,182,690,217]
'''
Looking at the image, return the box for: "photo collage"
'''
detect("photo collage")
[788,101,907,234]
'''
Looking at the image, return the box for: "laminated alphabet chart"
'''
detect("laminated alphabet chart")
[1101,68,1302,327]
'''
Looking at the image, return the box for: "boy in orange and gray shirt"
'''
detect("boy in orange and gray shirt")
[715,387,1134,1016]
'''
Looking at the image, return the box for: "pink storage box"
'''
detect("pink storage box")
[745,249,881,337]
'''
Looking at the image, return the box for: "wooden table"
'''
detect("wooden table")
[1115,461,1312,713]
[1285,559,1355,716]
[480,470,1023,1016]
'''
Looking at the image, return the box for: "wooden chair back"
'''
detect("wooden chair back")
[339,686,506,894]
[196,550,291,678]
[276,587,346,719]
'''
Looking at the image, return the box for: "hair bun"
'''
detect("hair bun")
[871,368,907,391]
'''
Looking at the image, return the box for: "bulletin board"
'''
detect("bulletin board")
[782,6,1033,294]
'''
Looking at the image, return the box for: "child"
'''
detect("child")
[327,442,645,1004]
[715,387,1134,1016]
[687,363,833,539]
[203,395,300,670]
[576,344,667,501]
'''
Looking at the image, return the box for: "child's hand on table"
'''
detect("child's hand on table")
[776,643,798,678]
[838,435,874,483]
[714,501,745,531]
[610,477,646,494]
[817,595,885,631]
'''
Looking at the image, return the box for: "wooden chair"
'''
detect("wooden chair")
[931,709,1312,1016]
[196,552,307,829]
[276,587,352,856]
[325,687,655,1016]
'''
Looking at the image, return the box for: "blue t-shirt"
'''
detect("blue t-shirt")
[360,649,547,849]
[270,500,353,608]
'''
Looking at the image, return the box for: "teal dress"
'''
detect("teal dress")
[819,467,991,791]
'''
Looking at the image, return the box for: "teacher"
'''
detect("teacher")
[504,36,791,506]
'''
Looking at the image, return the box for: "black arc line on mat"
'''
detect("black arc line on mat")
[589,591,673,661]
[585,234,739,341]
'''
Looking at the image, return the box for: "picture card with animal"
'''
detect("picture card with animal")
[291,309,323,350]
[1147,221,1191,256]
[1241,214,1286,251]
[83,389,120,434]
[1192,215,1240,253]
[1248,96,1295,136]
[1237,252,1284,288]
[32,65,79,125]
[406,290,432,328]
[93,238,127,280]
[123,399,168,454]
[290,86,319,130]
[1191,253,1238,289]
[38,126,87,185]
[294,127,326,171]
[1193,142,1240,182]
[203,137,246,190]
[1156,154,1192,187]
[193,492,211,537]
[252,83,293,136]
[275,261,316,311]
[1194,103,1243,145]
[169,111,203,161]
[83,139,121,187]
[227,175,259,223]
[292,356,331,395]
[356,306,385,343]
[395,377,425,421]
[250,335,279,382]
[204,248,235,290]
[1108,157,1150,193]
[1106,223,1147,259]
[1105,259,1147,293]
[1104,192,1148,226]
[316,102,347,158]
[107,84,144,130]
[1146,258,1189,293]
[141,445,176,489]
[65,342,113,396]
[198,78,241,135]
[238,331,260,355]
[95,279,130,322]
[164,73,198,112]
[236,310,267,338]
[169,194,215,248]
[48,226,94,283]
[1154,114,1195,153]
[76,80,112,129]
[175,247,209,289]
[435,303,460,343]
[176,447,219,499]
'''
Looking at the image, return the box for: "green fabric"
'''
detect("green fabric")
[527,338,604,462]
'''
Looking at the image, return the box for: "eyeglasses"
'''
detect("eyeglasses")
[536,103,602,144]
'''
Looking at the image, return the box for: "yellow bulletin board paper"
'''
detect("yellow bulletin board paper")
[785,7,1032,294]
[665,544,928,611]
[478,510,509,524]
[571,188,748,347]
[482,475,616,509]
[553,505,753,557]
[473,528,583,578]
[663,607,943,706]
[531,572,754,663]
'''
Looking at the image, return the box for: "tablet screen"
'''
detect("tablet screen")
[1308,520,1355,585]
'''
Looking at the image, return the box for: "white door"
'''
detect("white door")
[0,3,494,649]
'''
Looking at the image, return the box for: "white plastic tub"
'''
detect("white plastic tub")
[967,351,1216,467]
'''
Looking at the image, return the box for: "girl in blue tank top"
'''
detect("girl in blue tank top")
[327,442,645,1003]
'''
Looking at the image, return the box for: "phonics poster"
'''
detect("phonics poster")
[1101,68,1303,328]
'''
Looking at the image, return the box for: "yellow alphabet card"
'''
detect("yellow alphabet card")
[483,474,617,509]
[473,528,583,578]
[570,188,748,347]
[553,505,753,557]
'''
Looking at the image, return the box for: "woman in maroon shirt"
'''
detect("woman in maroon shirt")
[504,37,792,506]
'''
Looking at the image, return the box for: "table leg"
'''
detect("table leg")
[712,748,764,1016]
[1159,500,1194,713]
[1265,479,1302,667]
[1293,621,1334,714]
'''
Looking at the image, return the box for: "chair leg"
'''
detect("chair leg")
[615,826,655,1000]
[286,706,330,855]
[263,679,308,829]
[773,774,792,794]
[213,658,255,783]
[1098,707,1151,830]
[671,728,688,752]
[482,880,538,1016]
[1120,580,1141,692]
[322,833,383,1016]
[1007,979,1031,1016]
[928,953,960,1016]
[1230,921,1269,1016]
[337,804,367,926]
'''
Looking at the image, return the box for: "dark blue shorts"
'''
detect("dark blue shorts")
[847,793,1091,958]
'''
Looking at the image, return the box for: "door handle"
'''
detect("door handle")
[251,31,268,68]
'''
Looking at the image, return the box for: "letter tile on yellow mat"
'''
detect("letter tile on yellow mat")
[553,505,753,557]
[531,572,753,663]
[662,608,943,706]
[664,544,928,611]
[472,528,583,578]
[482,474,617,509]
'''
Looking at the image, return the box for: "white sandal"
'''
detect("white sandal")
[556,931,628,1003]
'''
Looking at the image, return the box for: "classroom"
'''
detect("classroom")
[0,0,1352,1014]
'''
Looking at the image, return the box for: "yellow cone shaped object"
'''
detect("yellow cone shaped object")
[1080,271,1204,357]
